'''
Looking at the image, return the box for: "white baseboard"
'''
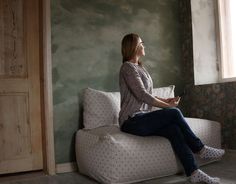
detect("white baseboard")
[56,162,78,173]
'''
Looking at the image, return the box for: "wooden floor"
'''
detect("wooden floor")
[0,170,45,183]
[1,150,236,184]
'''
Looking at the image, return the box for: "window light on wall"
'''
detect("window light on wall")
[191,0,219,85]
[218,0,236,81]
[191,0,236,85]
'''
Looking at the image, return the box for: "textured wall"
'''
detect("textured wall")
[51,0,184,163]
[180,0,236,150]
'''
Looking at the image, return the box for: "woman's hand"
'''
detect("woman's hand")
[167,97,181,107]
[165,98,175,103]
[154,96,181,108]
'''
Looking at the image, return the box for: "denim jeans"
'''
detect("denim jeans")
[120,107,204,176]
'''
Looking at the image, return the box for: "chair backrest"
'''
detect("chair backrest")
[83,85,175,129]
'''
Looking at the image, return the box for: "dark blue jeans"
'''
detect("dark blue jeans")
[120,107,204,176]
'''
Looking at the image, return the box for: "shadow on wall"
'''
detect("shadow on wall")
[78,92,84,130]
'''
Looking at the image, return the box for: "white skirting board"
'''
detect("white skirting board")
[56,162,78,173]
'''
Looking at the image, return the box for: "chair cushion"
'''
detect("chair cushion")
[83,85,175,129]
[83,88,120,129]
[152,85,175,111]
[76,118,221,184]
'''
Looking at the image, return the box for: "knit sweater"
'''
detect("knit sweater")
[119,61,157,127]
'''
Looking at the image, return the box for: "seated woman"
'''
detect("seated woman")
[119,33,225,184]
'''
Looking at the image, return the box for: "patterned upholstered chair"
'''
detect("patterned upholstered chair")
[75,87,222,184]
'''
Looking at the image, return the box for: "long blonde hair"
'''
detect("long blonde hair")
[121,33,142,66]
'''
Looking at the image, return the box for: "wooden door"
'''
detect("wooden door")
[0,0,43,174]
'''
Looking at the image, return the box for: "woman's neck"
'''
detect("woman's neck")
[130,56,140,64]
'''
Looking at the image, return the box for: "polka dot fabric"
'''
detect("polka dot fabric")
[83,88,121,129]
[200,145,225,160]
[75,118,222,184]
[190,169,220,184]
[83,86,175,129]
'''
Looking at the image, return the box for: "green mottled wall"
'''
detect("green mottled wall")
[51,0,184,163]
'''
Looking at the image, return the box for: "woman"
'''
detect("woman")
[119,33,225,184]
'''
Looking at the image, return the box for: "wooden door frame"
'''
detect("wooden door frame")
[41,0,56,175]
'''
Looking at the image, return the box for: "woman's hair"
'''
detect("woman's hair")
[121,33,142,65]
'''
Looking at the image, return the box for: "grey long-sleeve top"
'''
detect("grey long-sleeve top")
[119,61,157,127]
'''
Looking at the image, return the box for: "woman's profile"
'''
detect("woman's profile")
[119,33,225,184]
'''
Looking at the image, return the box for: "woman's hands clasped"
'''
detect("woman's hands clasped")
[166,97,181,107]
[155,96,181,108]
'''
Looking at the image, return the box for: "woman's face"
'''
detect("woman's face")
[136,38,145,57]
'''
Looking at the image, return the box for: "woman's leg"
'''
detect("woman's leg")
[163,108,225,159]
[121,111,221,183]
[158,125,221,183]
[121,114,198,176]
[121,109,204,153]
[162,108,204,153]
[156,124,198,176]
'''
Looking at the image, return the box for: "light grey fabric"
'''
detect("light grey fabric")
[83,86,175,129]
[119,62,157,127]
[76,118,222,184]
[83,88,120,129]
[151,85,175,111]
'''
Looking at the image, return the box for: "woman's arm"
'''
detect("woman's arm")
[121,63,157,105]
[156,97,179,103]
[154,97,180,108]
[156,97,171,103]
[121,63,180,108]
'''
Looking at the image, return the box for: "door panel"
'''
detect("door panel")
[0,0,43,174]
[0,94,31,158]
[0,0,26,78]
